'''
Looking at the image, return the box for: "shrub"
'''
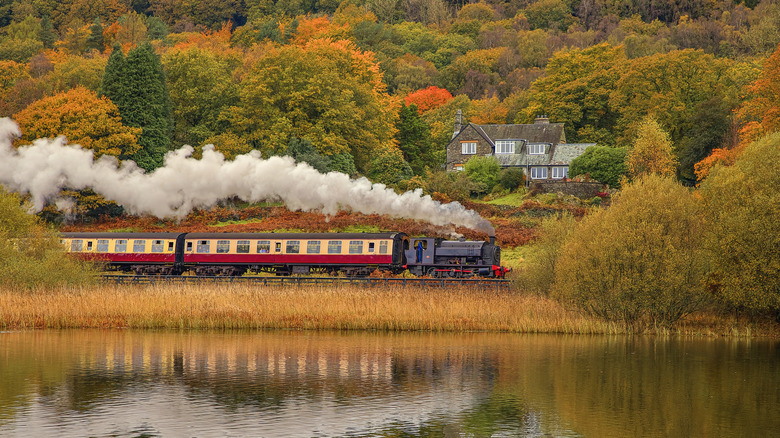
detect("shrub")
[569,146,628,188]
[464,155,500,194]
[552,175,708,329]
[497,167,525,191]
[519,213,577,295]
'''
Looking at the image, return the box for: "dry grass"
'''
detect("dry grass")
[0,284,776,337]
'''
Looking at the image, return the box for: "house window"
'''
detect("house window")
[495,140,514,154]
[237,240,250,254]
[461,142,476,154]
[307,241,321,254]
[328,241,342,254]
[216,240,230,253]
[552,167,568,179]
[530,167,548,179]
[528,144,546,155]
[453,164,464,171]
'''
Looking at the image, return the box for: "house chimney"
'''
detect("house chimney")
[534,114,550,124]
[452,109,463,139]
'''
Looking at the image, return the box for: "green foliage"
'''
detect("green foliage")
[569,146,628,188]
[86,18,104,52]
[423,170,480,202]
[396,103,440,175]
[496,167,525,191]
[101,43,173,171]
[553,175,709,329]
[0,189,96,289]
[464,155,500,194]
[699,133,780,317]
[520,213,577,295]
[284,137,331,173]
[329,152,358,177]
[367,148,413,186]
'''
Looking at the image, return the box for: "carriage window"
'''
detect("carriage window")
[168,241,174,251]
[379,241,388,254]
[217,240,230,254]
[86,241,93,251]
[349,241,363,254]
[97,240,109,252]
[186,242,192,252]
[151,240,164,253]
[328,241,342,254]
[237,240,250,254]
[275,242,282,252]
[286,241,300,254]
[115,240,127,253]
[307,241,321,254]
[71,240,83,252]
[257,241,271,253]
[197,240,210,253]
[368,242,375,252]
[133,240,146,253]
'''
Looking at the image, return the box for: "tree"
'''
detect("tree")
[14,87,142,159]
[367,147,413,185]
[100,43,173,171]
[568,146,628,188]
[553,175,708,329]
[698,133,780,317]
[162,46,240,147]
[625,116,677,180]
[403,85,452,113]
[0,189,96,289]
[284,137,331,173]
[230,39,397,171]
[396,103,439,175]
[736,43,780,145]
[85,17,104,51]
[464,155,500,194]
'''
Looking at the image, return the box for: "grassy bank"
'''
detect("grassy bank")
[1,284,776,337]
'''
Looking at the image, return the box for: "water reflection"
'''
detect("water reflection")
[0,331,777,437]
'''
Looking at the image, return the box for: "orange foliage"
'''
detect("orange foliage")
[470,97,508,124]
[171,23,236,53]
[736,44,780,145]
[291,16,350,46]
[404,86,453,113]
[694,143,747,181]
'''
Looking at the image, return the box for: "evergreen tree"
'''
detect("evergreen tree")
[101,43,172,171]
[86,18,104,52]
[38,15,56,49]
[396,103,439,175]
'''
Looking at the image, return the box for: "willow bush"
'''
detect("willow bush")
[0,189,96,289]
[552,175,708,329]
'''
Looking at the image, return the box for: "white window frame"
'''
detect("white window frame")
[552,166,568,179]
[461,142,477,155]
[530,167,548,179]
[495,140,514,154]
[528,144,546,155]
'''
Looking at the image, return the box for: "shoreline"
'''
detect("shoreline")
[1,284,777,337]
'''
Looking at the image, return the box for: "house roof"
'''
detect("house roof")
[494,143,596,167]
[450,122,566,147]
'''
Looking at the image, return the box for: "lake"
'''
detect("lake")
[0,330,777,437]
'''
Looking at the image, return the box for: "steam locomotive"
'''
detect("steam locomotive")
[61,232,509,278]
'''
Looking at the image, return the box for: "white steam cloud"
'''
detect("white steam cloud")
[0,118,495,234]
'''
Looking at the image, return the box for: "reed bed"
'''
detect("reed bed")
[0,284,776,336]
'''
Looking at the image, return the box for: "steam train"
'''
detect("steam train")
[60,232,509,278]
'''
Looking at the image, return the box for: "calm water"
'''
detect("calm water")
[0,330,777,437]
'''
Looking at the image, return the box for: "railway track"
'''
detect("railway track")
[101,274,512,288]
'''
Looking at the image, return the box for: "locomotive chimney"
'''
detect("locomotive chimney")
[489,236,495,245]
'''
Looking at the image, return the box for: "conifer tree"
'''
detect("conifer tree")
[396,103,439,175]
[100,43,172,171]
[86,18,104,52]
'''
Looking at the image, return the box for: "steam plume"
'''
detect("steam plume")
[0,118,494,234]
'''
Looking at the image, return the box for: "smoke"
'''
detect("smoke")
[0,118,495,235]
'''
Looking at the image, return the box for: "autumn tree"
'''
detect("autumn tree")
[553,175,708,329]
[162,46,240,147]
[13,87,141,158]
[698,133,780,318]
[230,38,397,171]
[625,117,678,180]
[464,155,500,194]
[367,147,413,186]
[100,43,172,171]
[736,42,780,145]
[403,85,452,113]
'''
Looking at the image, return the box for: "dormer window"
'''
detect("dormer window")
[528,144,546,155]
[495,140,514,154]
[461,142,476,154]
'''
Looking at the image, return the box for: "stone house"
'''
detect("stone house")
[445,111,594,183]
